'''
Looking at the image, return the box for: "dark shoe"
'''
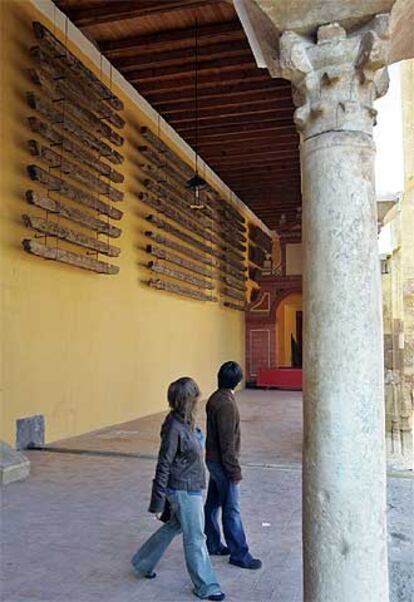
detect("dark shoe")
[229,557,262,570]
[145,571,157,579]
[208,594,225,601]
[209,546,230,556]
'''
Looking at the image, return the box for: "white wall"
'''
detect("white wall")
[374,63,405,200]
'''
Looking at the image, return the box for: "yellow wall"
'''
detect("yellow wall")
[276,293,302,366]
[0,1,245,445]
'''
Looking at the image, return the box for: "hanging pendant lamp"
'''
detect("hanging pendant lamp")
[187,15,206,210]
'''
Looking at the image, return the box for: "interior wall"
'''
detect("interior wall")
[0,1,246,445]
[285,243,303,275]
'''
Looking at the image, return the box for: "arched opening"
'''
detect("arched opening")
[275,293,303,368]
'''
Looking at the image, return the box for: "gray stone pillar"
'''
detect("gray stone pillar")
[279,20,391,602]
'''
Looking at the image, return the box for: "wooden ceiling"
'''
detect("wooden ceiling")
[54,0,301,235]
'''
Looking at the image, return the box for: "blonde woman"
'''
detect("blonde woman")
[132,377,225,601]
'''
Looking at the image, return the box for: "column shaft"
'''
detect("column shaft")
[301,130,389,601]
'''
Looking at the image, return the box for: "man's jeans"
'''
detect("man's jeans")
[204,460,252,564]
[131,490,221,599]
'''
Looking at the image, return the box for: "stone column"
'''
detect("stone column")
[278,19,391,601]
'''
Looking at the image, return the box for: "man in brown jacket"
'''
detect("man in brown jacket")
[204,361,262,570]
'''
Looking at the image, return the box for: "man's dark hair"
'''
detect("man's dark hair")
[218,361,243,389]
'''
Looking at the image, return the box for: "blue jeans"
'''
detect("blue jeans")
[131,490,222,599]
[204,461,252,564]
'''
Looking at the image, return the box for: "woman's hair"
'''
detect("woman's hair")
[167,377,200,428]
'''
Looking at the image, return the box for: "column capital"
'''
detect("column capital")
[278,16,390,138]
[235,0,414,137]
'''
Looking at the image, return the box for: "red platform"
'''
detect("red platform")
[257,368,303,390]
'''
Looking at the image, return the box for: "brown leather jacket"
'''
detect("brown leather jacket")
[205,388,242,482]
[149,412,206,514]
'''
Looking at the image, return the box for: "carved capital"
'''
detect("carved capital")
[277,15,391,139]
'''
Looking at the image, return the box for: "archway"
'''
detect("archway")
[245,276,302,384]
[275,293,303,368]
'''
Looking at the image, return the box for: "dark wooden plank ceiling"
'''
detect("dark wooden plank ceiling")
[54,0,301,234]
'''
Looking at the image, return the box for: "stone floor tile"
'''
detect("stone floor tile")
[2,391,413,602]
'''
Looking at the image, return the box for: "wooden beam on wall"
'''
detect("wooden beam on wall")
[148,278,217,303]
[22,239,119,274]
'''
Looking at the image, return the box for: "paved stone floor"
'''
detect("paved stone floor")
[2,390,413,602]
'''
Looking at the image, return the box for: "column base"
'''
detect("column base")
[0,442,31,485]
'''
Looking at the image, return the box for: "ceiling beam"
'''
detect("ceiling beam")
[220,171,300,182]
[230,172,301,181]
[137,71,269,93]
[196,136,298,148]
[209,157,300,170]
[183,123,296,141]
[99,20,243,56]
[208,156,300,169]
[146,80,289,104]
[217,158,300,169]
[248,192,301,198]
[178,120,295,139]
[113,41,252,71]
[249,204,301,210]
[201,143,299,158]
[230,177,300,186]
[164,100,294,123]
[61,0,224,28]
[151,89,292,114]
[128,55,256,83]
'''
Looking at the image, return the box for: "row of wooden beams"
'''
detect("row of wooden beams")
[114,40,252,71]
[61,0,224,28]
[99,20,243,56]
